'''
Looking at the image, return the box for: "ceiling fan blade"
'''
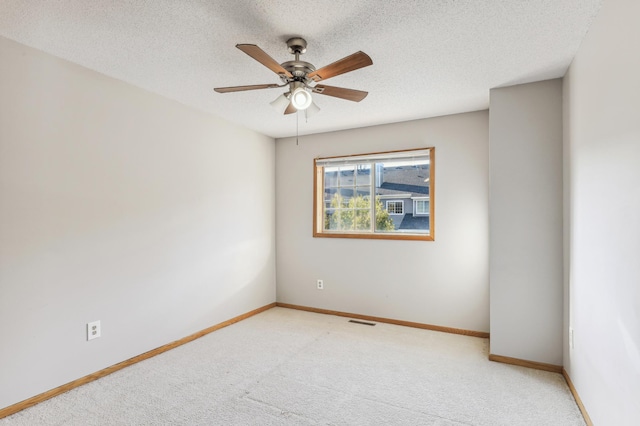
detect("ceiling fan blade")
[312,85,368,102]
[284,103,296,115]
[307,51,372,82]
[214,84,280,93]
[236,44,293,78]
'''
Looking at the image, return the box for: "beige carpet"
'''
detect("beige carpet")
[1,307,585,425]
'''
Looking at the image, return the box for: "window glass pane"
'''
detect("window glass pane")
[337,192,351,208]
[355,185,370,199]
[402,217,429,233]
[355,164,371,185]
[324,187,337,204]
[338,165,355,186]
[324,209,337,230]
[375,161,430,195]
[340,213,354,231]
[354,209,371,231]
[374,158,429,233]
[324,167,339,188]
[374,196,397,232]
[325,209,354,231]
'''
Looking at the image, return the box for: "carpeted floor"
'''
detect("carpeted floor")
[1,307,585,425]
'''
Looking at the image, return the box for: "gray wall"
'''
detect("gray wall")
[489,80,564,365]
[276,111,489,332]
[563,0,640,423]
[0,36,276,409]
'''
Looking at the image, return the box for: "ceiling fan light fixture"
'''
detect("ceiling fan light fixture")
[291,87,312,110]
[270,93,291,114]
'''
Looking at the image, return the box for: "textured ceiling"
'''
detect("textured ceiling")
[0,0,601,138]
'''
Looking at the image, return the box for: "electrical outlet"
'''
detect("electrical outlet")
[87,320,101,341]
[317,279,324,290]
[569,327,574,349]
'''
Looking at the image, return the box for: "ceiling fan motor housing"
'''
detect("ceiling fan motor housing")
[281,38,315,82]
[281,60,315,79]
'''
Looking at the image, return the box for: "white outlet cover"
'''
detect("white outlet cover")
[87,320,101,341]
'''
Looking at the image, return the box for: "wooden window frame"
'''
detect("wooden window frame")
[313,147,435,241]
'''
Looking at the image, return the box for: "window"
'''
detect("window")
[414,198,429,215]
[386,201,404,215]
[314,148,434,241]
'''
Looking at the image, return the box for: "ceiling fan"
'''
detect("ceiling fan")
[214,37,373,118]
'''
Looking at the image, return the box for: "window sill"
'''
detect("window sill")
[313,231,433,241]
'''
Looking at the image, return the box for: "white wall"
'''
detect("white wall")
[276,111,489,332]
[563,0,640,423]
[0,36,276,409]
[489,80,564,365]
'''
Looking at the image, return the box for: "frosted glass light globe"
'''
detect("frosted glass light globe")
[291,88,312,110]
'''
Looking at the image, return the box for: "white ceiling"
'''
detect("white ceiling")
[0,0,602,139]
